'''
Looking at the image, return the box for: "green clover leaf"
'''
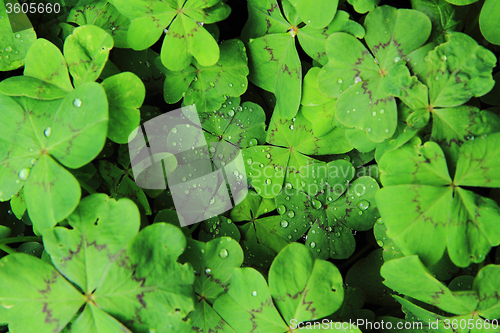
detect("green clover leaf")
[158,39,249,113]
[376,135,500,267]
[0,194,195,332]
[213,243,348,332]
[113,0,230,71]
[318,6,431,143]
[67,0,132,48]
[0,1,37,71]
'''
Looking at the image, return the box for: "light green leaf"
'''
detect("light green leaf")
[473,265,500,319]
[43,194,140,293]
[376,185,452,266]
[269,243,344,323]
[298,11,365,66]
[0,82,108,230]
[199,98,267,148]
[0,253,84,333]
[292,0,338,29]
[364,6,432,70]
[67,0,131,48]
[114,0,228,71]
[347,0,381,14]
[70,303,133,333]
[241,0,289,40]
[479,0,500,45]
[444,0,480,5]
[411,0,464,44]
[431,106,500,166]
[64,25,114,87]
[160,39,249,112]
[188,300,236,333]
[379,140,452,186]
[0,38,73,99]
[213,267,288,333]
[381,256,477,315]
[25,39,74,92]
[453,132,500,187]
[447,187,500,267]
[179,237,244,302]
[427,32,496,108]
[92,223,195,332]
[247,33,301,119]
[0,1,37,71]
[101,72,144,144]
[318,32,379,99]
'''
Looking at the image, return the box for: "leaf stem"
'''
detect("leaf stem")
[79,180,98,194]
[0,236,42,245]
[186,224,198,236]
[0,244,17,254]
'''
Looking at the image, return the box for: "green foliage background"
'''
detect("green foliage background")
[0,0,500,332]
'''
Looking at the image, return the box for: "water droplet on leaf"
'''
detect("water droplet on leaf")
[219,249,228,258]
[18,168,30,181]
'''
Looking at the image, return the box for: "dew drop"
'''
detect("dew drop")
[379,109,385,114]
[287,235,292,240]
[228,83,233,87]
[266,153,271,158]
[14,34,20,39]
[310,242,316,249]
[357,200,370,210]
[441,55,447,61]
[219,249,228,258]
[210,82,215,87]
[289,125,294,130]
[377,240,384,247]
[248,138,258,146]
[205,268,211,274]
[44,127,52,138]
[228,110,235,117]
[171,127,178,134]
[4,46,12,52]
[277,205,286,215]
[367,128,372,132]
[354,75,362,84]
[376,217,383,224]
[18,168,30,181]
[311,199,322,209]
[287,211,295,218]
[384,129,389,133]
[393,56,401,63]
[252,291,258,296]
[337,78,343,84]
[372,111,377,116]
[281,220,289,228]
[327,196,333,202]
[265,178,271,185]
[374,58,379,65]
[73,98,82,108]
[434,76,439,81]
[285,182,293,190]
